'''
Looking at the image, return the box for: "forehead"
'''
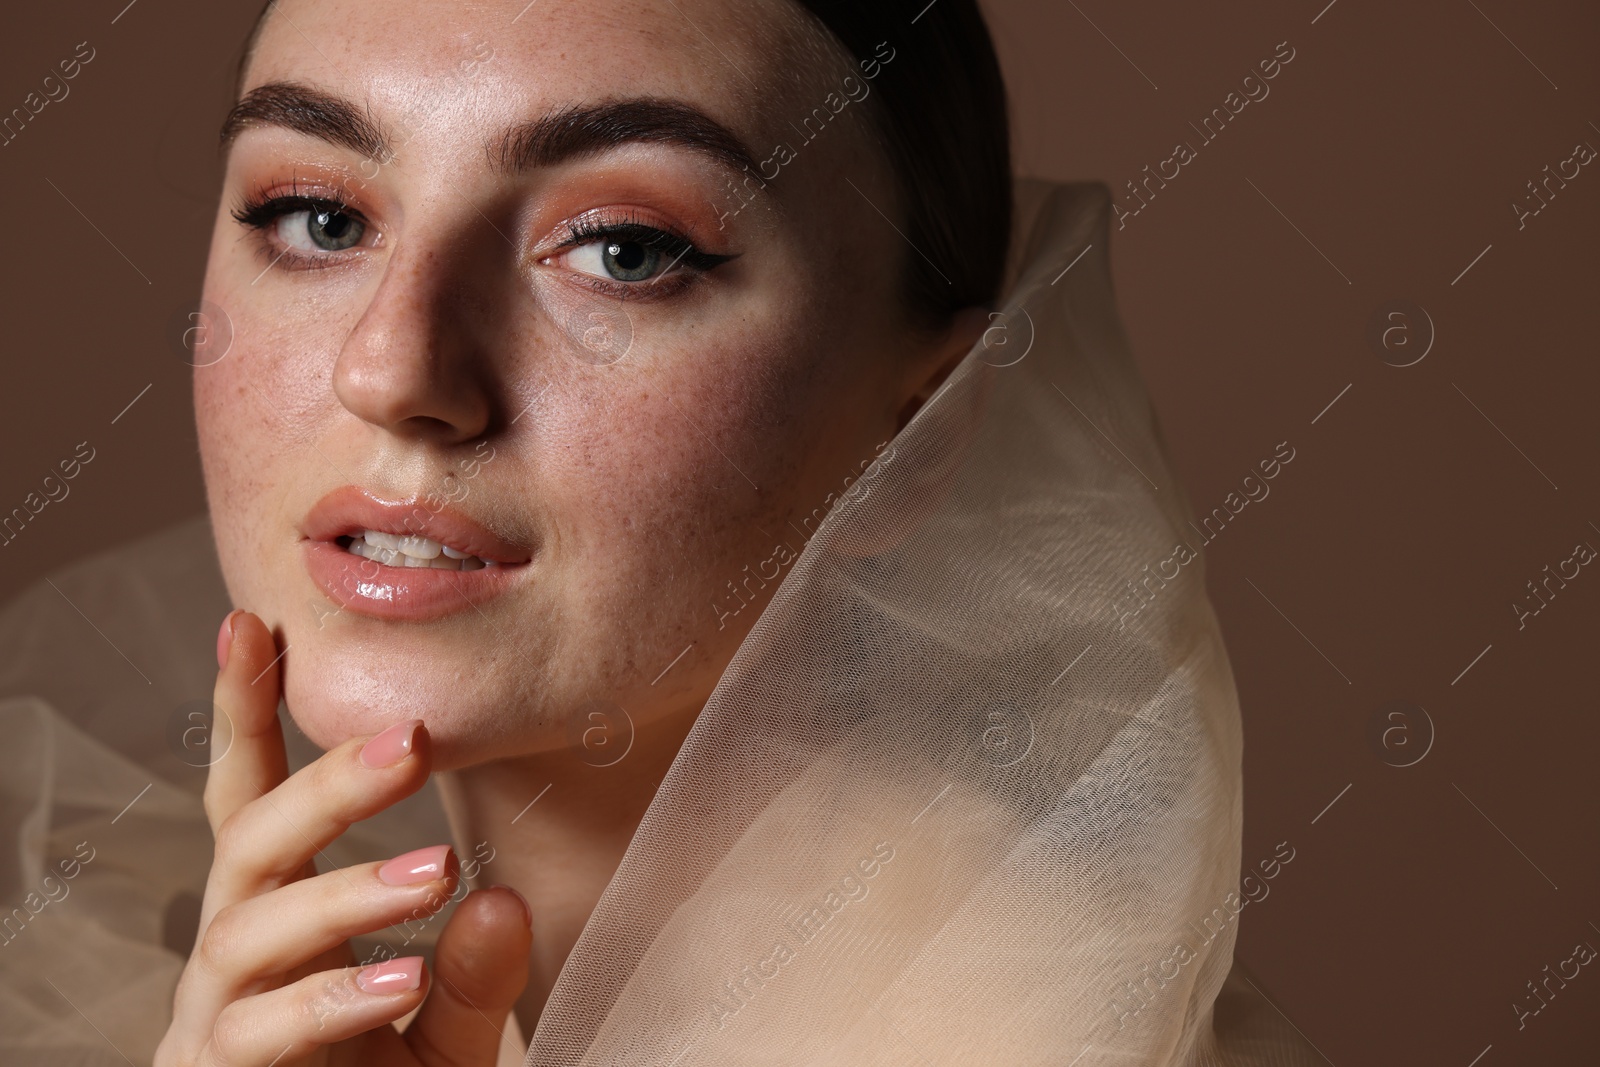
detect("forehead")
[244,0,838,154]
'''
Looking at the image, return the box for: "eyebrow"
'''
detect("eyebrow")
[492,99,759,177]
[220,81,761,178]
[220,82,388,161]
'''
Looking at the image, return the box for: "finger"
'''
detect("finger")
[207,718,432,903]
[405,886,533,1067]
[204,610,289,835]
[176,847,459,1037]
[194,957,429,1067]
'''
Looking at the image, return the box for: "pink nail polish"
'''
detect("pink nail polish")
[357,956,423,994]
[378,844,453,886]
[216,610,241,670]
[359,719,421,769]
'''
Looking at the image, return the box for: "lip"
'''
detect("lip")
[300,486,533,621]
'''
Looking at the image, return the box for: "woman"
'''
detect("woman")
[0,0,1320,1063]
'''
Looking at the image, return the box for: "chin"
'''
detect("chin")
[277,631,525,772]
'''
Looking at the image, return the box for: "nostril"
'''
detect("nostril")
[401,414,461,438]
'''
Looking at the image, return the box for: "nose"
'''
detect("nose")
[333,241,495,445]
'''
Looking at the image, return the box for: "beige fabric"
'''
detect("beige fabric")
[517,180,1323,1066]
[0,517,467,1065]
[0,179,1321,1065]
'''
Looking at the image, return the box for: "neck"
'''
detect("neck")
[433,703,702,1040]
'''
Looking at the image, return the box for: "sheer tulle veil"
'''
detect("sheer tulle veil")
[0,179,1320,1065]
[511,178,1323,1065]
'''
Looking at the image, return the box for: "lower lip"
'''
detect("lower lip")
[302,540,525,621]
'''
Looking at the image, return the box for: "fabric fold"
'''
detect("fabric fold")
[515,180,1323,1065]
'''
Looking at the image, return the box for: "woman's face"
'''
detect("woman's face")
[197,0,955,769]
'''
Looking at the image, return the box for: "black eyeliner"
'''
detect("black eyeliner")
[230,187,366,231]
[562,218,735,273]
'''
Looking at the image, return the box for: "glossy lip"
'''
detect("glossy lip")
[300,486,533,621]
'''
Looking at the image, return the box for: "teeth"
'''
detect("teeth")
[344,530,493,570]
[396,535,441,559]
[363,529,401,551]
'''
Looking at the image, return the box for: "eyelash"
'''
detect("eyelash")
[547,213,734,300]
[231,184,372,273]
[230,187,735,298]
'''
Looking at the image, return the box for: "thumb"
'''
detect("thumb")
[405,885,533,1067]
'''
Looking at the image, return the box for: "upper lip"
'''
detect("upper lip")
[301,485,534,564]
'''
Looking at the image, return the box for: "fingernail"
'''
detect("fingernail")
[491,883,532,927]
[357,956,423,994]
[360,719,421,769]
[216,610,241,670]
[378,844,453,886]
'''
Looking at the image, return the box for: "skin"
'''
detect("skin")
[165,0,987,1062]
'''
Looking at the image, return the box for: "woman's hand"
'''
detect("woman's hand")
[154,610,532,1067]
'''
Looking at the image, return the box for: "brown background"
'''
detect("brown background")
[2,0,1596,1063]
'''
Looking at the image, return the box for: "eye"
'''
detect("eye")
[568,236,664,283]
[231,190,373,269]
[276,203,365,252]
[547,220,735,292]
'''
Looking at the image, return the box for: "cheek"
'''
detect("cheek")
[550,337,814,569]
[193,271,343,607]
[194,374,288,611]
[533,320,841,666]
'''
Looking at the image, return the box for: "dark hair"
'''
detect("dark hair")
[789,0,1012,328]
[233,0,1012,328]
